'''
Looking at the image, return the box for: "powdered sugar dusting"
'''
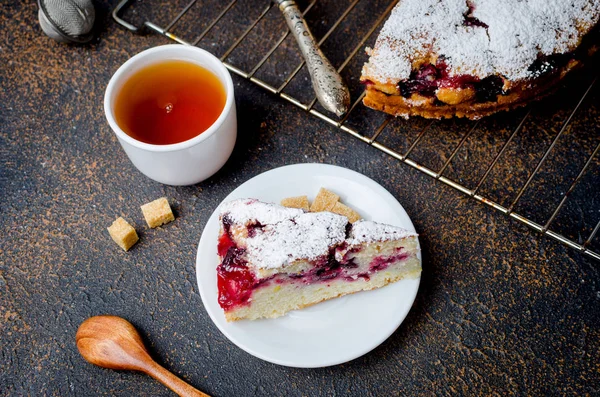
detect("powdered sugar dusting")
[246,212,348,269]
[348,220,417,246]
[220,199,418,270]
[220,198,303,225]
[362,0,600,83]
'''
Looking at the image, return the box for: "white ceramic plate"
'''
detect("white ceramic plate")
[196,163,421,368]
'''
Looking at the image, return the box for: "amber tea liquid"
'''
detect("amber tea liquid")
[114,60,226,145]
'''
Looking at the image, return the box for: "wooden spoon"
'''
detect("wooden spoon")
[76,315,209,397]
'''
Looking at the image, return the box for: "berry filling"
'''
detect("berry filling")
[217,223,411,310]
[364,50,580,105]
[463,15,487,28]
[370,249,410,272]
[217,231,235,257]
[398,59,504,102]
[476,75,505,102]
[247,222,264,238]
[527,53,570,78]
[217,233,255,310]
[217,259,256,310]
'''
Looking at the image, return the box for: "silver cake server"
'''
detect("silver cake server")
[275,0,350,116]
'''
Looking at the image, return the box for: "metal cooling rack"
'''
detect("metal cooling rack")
[113,0,600,261]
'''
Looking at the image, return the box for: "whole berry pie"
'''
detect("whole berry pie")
[216,199,421,321]
[361,0,600,119]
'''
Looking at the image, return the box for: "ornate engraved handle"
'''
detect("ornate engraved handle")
[276,0,350,116]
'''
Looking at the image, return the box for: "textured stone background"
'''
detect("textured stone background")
[1,1,599,396]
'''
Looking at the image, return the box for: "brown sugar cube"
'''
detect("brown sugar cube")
[331,202,362,223]
[141,197,175,228]
[107,217,139,251]
[280,196,310,211]
[309,188,339,212]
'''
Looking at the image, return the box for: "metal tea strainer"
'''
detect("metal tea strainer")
[38,0,96,43]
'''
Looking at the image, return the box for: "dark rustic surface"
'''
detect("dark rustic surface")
[1,1,599,396]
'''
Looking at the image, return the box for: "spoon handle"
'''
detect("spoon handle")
[145,361,209,397]
[275,0,350,116]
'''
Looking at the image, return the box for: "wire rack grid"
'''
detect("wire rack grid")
[113,0,600,262]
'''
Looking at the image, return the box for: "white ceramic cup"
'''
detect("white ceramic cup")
[104,44,237,186]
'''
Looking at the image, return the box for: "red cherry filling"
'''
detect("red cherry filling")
[217,216,258,310]
[217,263,255,310]
[217,231,235,257]
[217,233,256,310]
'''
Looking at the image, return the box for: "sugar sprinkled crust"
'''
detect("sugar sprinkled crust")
[362,0,600,84]
[218,199,421,320]
[348,220,417,246]
[220,199,416,269]
[220,199,347,269]
[220,198,303,226]
[245,212,348,269]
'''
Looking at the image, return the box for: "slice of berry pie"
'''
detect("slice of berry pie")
[361,0,600,119]
[217,199,421,321]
